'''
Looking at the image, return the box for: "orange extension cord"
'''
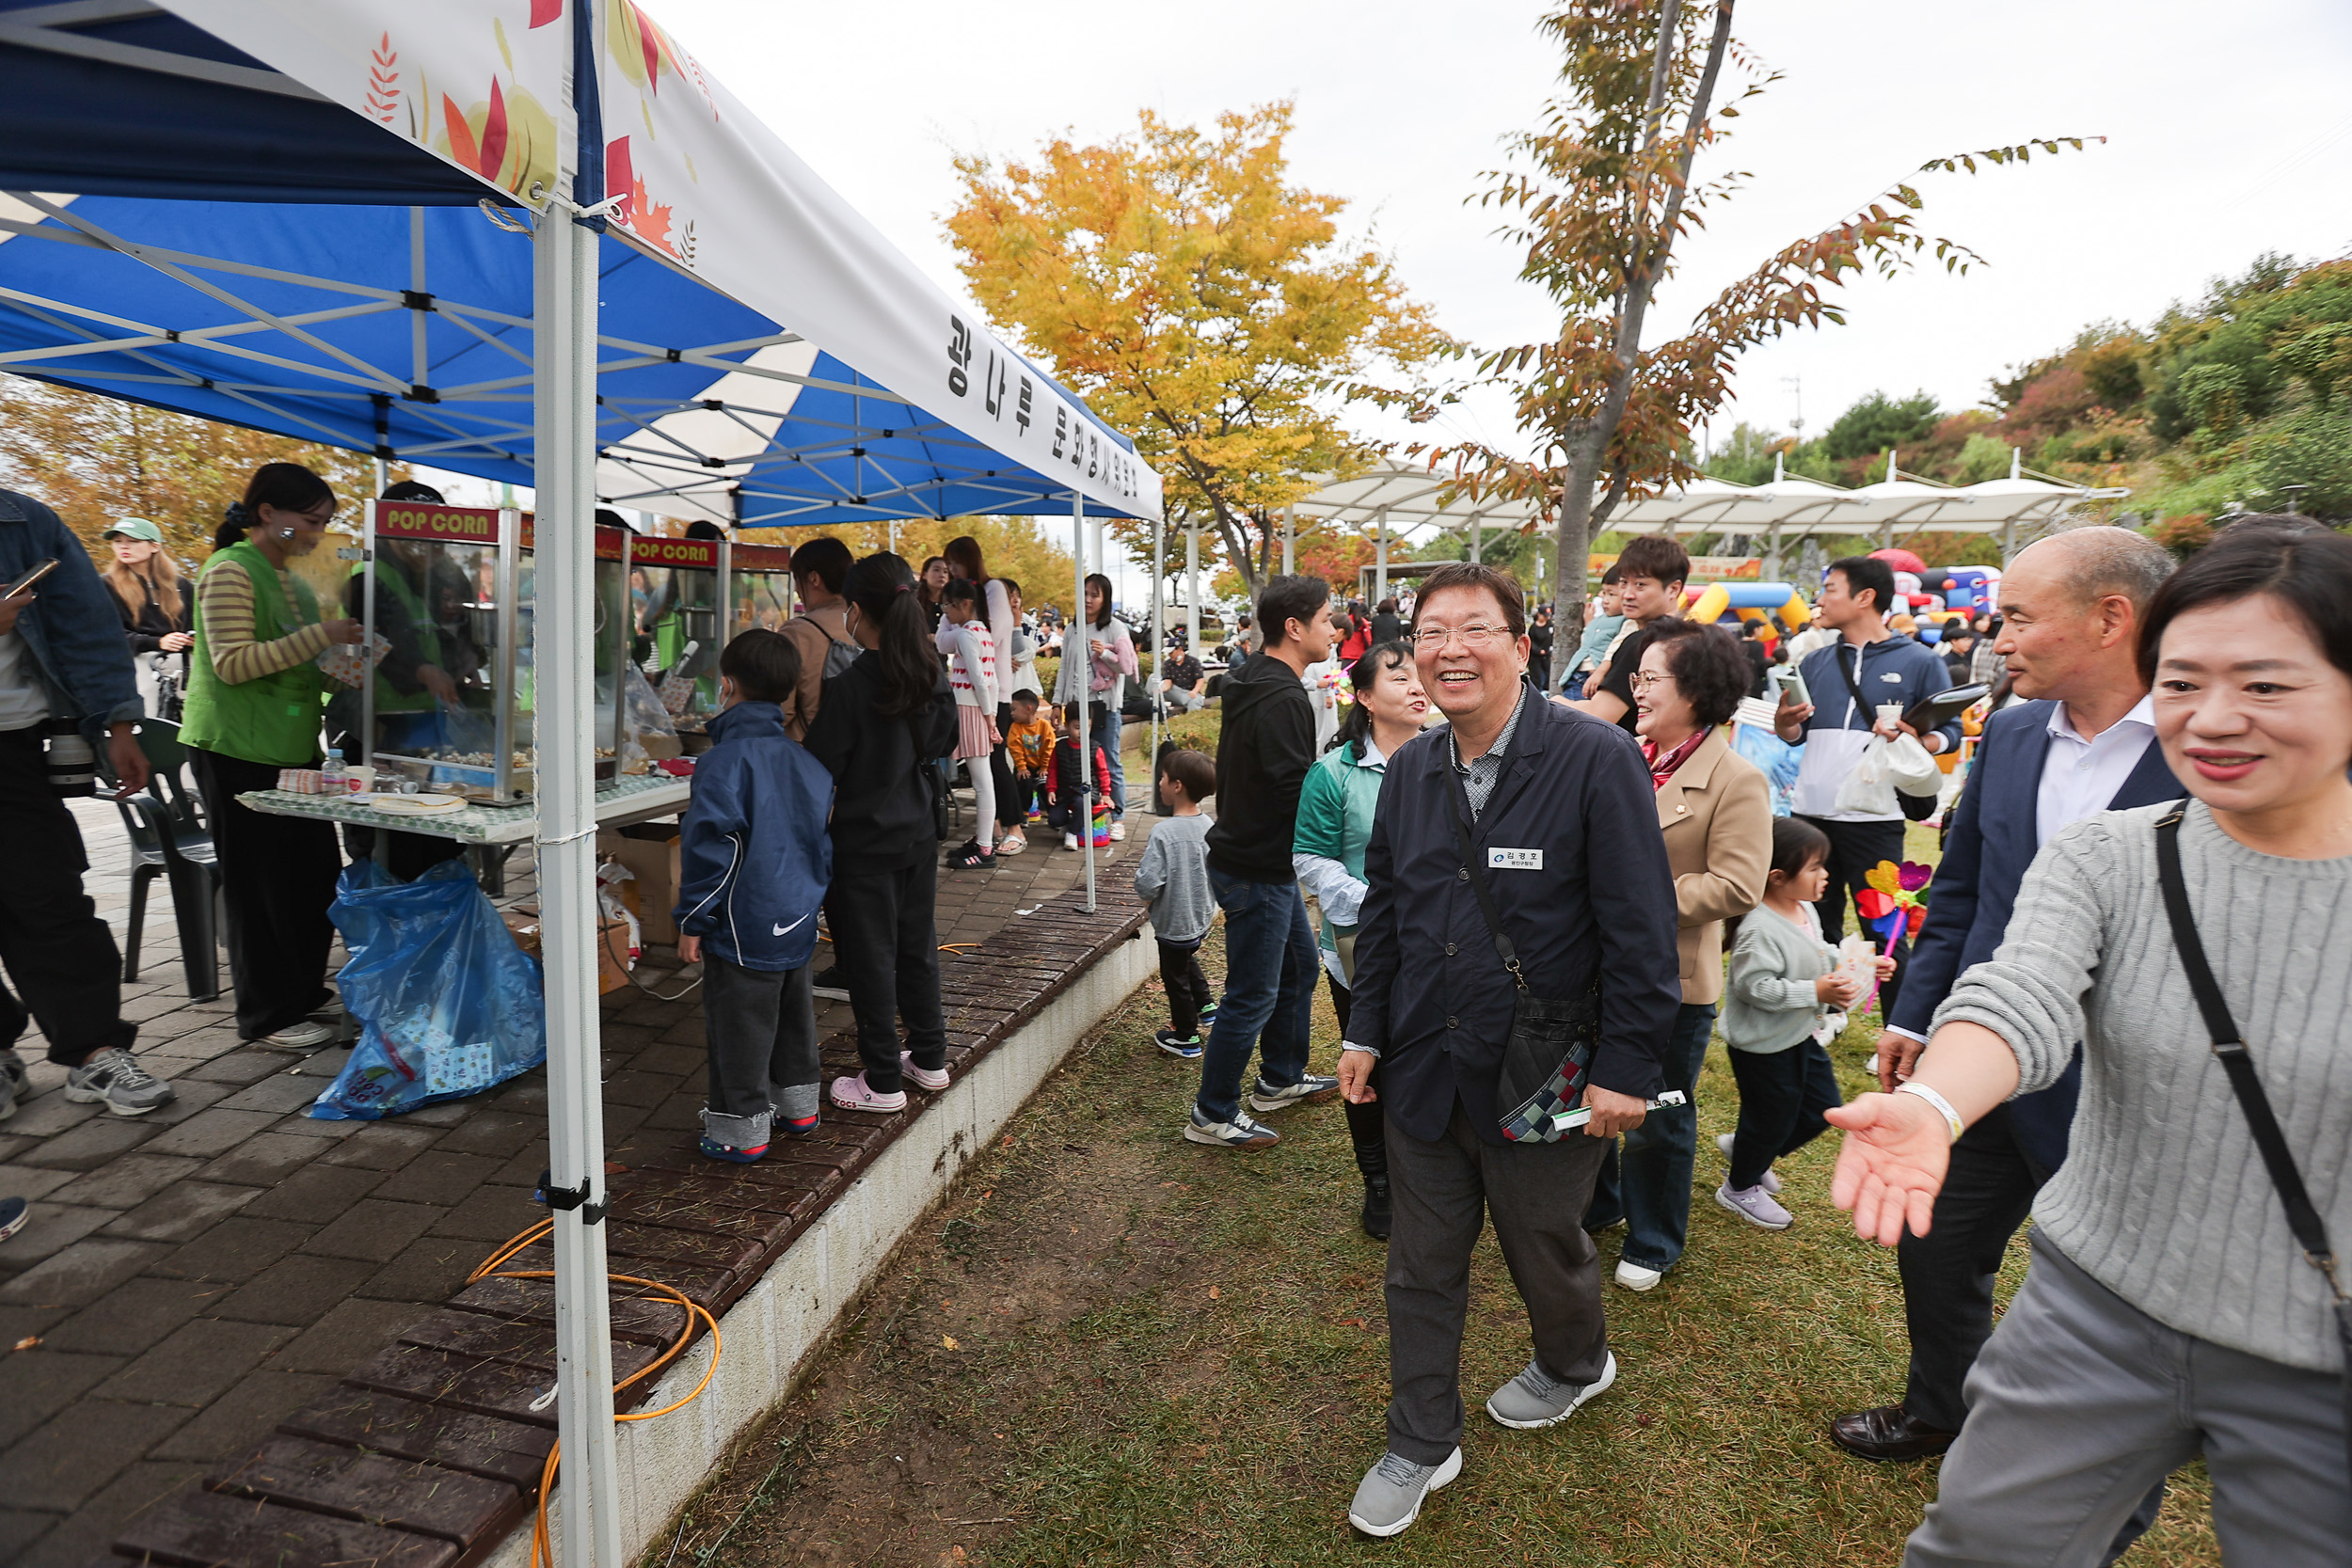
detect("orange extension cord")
[469,1219,723,1568]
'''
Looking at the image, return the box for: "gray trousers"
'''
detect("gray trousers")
[1384,1096,1611,1465]
[1908,1237,2350,1567]
[701,954,819,1146]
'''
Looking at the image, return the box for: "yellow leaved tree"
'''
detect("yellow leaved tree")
[946,103,1460,597]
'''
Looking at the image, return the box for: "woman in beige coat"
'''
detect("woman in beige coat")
[1586,618,1772,1291]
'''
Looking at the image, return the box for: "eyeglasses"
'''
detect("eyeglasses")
[1629,672,1677,692]
[1411,623,1508,651]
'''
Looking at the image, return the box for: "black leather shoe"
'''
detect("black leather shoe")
[1360,1175,1391,1242]
[1829,1404,1956,1462]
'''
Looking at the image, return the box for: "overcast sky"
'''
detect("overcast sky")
[602,0,2352,578]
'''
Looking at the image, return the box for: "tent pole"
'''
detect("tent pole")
[1470,513,1482,565]
[1074,491,1094,911]
[1375,508,1389,604]
[1184,526,1200,655]
[1282,503,1295,576]
[1149,507,1163,813]
[534,204,624,1568]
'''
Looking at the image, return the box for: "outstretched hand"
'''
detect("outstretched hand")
[1826,1092,1951,1247]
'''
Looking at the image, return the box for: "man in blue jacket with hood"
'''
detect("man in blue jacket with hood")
[1,484,173,1128]
[675,629,834,1162]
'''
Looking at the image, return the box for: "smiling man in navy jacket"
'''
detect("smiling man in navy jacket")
[1335,562,1679,1538]
[1830,528,2183,1479]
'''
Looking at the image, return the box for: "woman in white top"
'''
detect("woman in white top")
[938,578,1000,869]
[946,535,1031,853]
[1051,572,1138,837]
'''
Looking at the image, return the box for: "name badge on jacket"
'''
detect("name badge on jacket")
[1488,847,1542,870]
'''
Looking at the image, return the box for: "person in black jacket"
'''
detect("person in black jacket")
[1335,562,1680,1539]
[97,517,192,716]
[1190,574,1340,1150]
[804,552,959,1116]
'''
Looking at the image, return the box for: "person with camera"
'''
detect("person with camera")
[181,463,363,1049]
[0,484,174,1122]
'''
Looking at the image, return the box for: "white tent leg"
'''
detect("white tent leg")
[1282,503,1295,576]
[1149,509,1163,811]
[1375,507,1389,604]
[1184,527,1199,654]
[533,206,623,1568]
[1074,491,1094,912]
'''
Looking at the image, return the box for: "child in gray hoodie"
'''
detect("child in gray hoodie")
[1133,748,1217,1060]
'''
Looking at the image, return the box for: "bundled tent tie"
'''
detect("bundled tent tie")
[470,1219,722,1568]
[534,823,599,848]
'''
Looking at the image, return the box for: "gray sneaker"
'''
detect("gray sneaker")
[1183,1108,1280,1150]
[1486,1351,1617,1430]
[0,1049,26,1122]
[1347,1447,1461,1538]
[1247,1072,1339,1113]
[63,1049,176,1117]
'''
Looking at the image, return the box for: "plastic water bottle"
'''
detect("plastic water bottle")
[322,747,346,795]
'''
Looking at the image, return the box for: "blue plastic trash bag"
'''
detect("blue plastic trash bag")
[312,861,546,1120]
[1731,715,1803,818]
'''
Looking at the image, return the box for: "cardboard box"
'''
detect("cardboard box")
[595,831,684,946]
[502,908,635,995]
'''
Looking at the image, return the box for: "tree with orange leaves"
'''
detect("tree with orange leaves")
[946,103,1462,596]
[1417,0,2097,626]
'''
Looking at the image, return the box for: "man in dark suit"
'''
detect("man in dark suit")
[1831,527,2183,1467]
[1335,562,1680,1538]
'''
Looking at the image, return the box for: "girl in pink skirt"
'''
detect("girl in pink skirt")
[939,578,1001,869]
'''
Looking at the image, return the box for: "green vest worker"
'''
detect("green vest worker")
[180,464,364,1050]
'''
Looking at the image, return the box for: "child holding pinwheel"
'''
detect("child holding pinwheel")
[1716,817,1897,1229]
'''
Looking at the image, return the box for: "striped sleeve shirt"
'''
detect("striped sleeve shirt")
[198,557,332,685]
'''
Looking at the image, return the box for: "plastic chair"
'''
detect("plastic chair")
[105,717,223,1001]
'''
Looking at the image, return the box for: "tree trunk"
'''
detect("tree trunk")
[1549,0,1734,627]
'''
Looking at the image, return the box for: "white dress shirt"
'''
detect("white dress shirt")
[1882,694,2155,1045]
[2035,694,2157,849]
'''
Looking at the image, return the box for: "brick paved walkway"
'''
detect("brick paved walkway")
[0,784,1164,1568]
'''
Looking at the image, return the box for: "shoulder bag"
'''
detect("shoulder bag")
[1446,763,1599,1143]
[2153,804,2352,1485]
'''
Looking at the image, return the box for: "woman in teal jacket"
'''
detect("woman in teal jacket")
[1292,639,1427,1240]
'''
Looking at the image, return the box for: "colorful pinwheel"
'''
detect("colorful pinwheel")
[1855,859,1934,948]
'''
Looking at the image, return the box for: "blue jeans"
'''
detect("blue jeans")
[1584,1000,1716,1274]
[1100,702,1126,818]
[1196,868,1316,1123]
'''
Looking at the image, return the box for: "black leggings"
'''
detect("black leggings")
[1327,972,1386,1180]
[990,703,1020,831]
[189,747,342,1039]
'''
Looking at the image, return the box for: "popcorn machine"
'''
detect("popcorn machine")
[354,499,523,801]
[728,541,795,636]
[628,531,724,735]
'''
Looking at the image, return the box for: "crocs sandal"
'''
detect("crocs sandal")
[900,1052,950,1092]
[830,1071,908,1113]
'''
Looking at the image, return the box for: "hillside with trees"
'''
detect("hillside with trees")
[1703,251,2352,560]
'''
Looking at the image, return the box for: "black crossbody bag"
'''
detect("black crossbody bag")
[2153,805,2352,1483]
[1445,764,1598,1143]
[1832,643,1937,823]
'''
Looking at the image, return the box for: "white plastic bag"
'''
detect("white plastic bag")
[1834,735,1900,816]
[1883,731,1943,798]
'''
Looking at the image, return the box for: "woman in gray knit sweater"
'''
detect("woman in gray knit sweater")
[1828,524,2352,1566]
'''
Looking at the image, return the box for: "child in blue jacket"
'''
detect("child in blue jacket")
[674,630,834,1162]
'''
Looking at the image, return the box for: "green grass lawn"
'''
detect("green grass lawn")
[654,876,2223,1566]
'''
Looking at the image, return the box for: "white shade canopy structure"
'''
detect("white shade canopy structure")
[1282,454,2127,592]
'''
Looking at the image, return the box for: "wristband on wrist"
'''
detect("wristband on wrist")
[1894,1081,1963,1143]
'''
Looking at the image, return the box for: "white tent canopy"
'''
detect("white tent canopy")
[1284,454,2128,590]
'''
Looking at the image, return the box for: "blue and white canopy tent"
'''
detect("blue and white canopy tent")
[1,5,1160,1561]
